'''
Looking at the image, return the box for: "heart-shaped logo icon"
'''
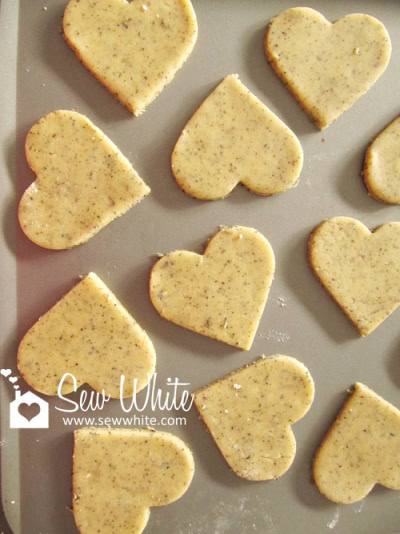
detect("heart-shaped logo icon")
[314,383,400,503]
[363,115,400,204]
[194,355,315,480]
[18,110,150,250]
[265,7,391,129]
[1,369,12,377]
[309,217,400,335]
[73,428,194,534]
[9,377,18,384]
[63,0,198,115]
[172,75,303,199]
[149,226,275,350]
[18,402,41,422]
[18,273,155,398]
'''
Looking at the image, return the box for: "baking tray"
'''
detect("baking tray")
[1,0,400,533]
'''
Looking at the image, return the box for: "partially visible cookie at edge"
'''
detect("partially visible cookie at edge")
[363,115,400,204]
[313,383,400,504]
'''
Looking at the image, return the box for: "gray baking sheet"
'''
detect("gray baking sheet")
[1,0,400,533]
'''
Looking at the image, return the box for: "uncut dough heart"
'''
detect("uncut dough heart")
[18,273,155,398]
[265,7,391,129]
[150,226,275,350]
[309,217,400,336]
[19,110,150,250]
[314,383,400,504]
[73,428,194,534]
[63,0,198,116]
[194,355,314,480]
[363,115,400,204]
[172,74,303,199]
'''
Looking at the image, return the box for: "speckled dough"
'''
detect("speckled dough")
[194,355,315,480]
[265,7,391,129]
[19,110,150,250]
[149,226,275,350]
[63,0,198,115]
[73,428,194,534]
[309,216,400,336]
[172,74,303,199]
[18,273,155,398]
[363,115,400,204]
[314,383,400,504]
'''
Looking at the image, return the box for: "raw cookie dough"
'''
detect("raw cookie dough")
[194,355,315,480]
[63,0,198,116]
[171,74,303,199]
[363,115,400,204]
[265,7,391,129]
[149,226,275,350]
[19,110,150,250]
[18,273,155,398]
[309,216,400,335]
[313,383,400,504]
[73,428,194,534]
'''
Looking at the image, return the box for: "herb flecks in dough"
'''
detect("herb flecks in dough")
[172,74,303,199]
[265,7,391,129]
[309,216,400,335]
[18,273,155,398]
[149,226,275,350]
[194,355,314,480]
[19,110,150,249]
[314,383,400,504]
[73,428,194,534]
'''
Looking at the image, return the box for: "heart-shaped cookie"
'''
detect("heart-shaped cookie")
[363,115,400,204]
[18,273,155,398]
[265,7,391,129]
[172,75,303,199]
[149,226,275,350]
[73,428,194,534]
[313,383,400,504]
[309,217,400,335]
[63,0,198,116]
[19,110,150,250]
[194,355,315,480]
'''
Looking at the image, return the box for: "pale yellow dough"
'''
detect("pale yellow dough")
[19,110,150,250]
[194,355,314,481]
[73,428,194,534]
[172,74,303,199]
[149,226,275,350]
[363,115,400,204]
[63,0,198,115]
[309,216,400,336]
[265,7,391,129]
[18,273,155,398]
[314,383,400,504]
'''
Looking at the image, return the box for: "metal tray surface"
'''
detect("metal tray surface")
[1,1,400,533]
